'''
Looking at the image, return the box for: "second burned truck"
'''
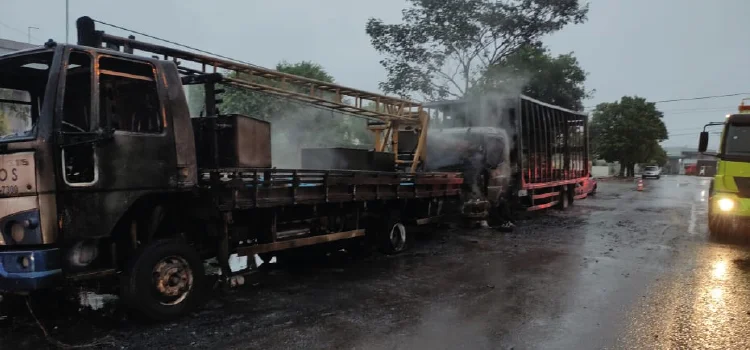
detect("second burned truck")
[422,94,590,222]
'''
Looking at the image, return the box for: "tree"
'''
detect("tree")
[479,42,593,111]
[365,0,589,100]
[590,96,669,177]
[220,61,335,121]
[646,143,668,166]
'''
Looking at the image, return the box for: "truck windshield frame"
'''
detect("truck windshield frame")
[723,123,750,159]
[0,50,54,142]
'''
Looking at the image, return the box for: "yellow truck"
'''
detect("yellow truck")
[699,99,750,238]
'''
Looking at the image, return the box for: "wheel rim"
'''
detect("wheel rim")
[152,255,193,306]
[389,223,407,252]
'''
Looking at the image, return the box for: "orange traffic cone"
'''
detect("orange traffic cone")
[637,178,644,191]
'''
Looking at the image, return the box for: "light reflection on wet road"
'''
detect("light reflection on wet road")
[617,176,750,350]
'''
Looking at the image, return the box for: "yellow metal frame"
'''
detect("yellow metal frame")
[208,66,429,172]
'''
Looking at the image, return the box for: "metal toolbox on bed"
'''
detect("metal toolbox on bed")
[192,114,272,168]
[300,147,394,171]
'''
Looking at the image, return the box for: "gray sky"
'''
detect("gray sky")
[2,0,749,149]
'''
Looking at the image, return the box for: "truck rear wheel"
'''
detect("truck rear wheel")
[377,212,410,254]
[121,239,205,321]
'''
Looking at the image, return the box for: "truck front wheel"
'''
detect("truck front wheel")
[709,214,731,240]
[121,239,206,321]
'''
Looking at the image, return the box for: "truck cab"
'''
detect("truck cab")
[0,40,196,292]
[699,99,750,237]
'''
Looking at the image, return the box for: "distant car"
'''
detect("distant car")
[642,166,661,179]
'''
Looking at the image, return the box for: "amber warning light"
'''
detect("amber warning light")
[739,98,750,113]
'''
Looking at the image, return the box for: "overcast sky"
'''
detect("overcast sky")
[2,0,748,149]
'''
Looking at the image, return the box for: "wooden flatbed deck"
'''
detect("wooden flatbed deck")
[199,168,464,210]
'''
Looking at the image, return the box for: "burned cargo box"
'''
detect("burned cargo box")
[301,148,394,171]
[192,114,272,168]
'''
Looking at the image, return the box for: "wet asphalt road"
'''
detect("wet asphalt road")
[3,175,750,349]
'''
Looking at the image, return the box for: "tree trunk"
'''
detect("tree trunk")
[629,163,636,177]
[619,164,625,177]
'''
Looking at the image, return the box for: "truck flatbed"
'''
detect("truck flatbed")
[200,168,464,210]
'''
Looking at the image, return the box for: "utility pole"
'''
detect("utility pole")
[27,26,39,44]
[66,0,69,43]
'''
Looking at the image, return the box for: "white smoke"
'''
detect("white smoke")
[423,71,531,198]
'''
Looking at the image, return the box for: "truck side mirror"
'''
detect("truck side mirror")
[698,131,709,153]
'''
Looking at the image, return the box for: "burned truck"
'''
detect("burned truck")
[423,94,590,219]
[0,17,465,320]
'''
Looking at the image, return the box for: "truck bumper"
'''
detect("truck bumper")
[0,248,62,293]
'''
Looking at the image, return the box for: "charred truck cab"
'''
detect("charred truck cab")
[0,17,465,320]
[0,33,199,292]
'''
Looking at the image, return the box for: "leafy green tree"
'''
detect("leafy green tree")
[479,42,593,111]
[590,96,669,176]
[365,0,589,100]
[645,143,668,166]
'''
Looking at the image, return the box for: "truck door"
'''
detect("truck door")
[59,53,177,239]
[94,55,176,191]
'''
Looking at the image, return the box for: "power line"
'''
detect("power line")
[0,21,43,42]
[661,106,735,113]
[584,93,750,110]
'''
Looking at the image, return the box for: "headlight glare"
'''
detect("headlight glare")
[718,198,735,212]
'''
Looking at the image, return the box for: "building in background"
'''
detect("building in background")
[664,146,717,175]
[0,38,35,55]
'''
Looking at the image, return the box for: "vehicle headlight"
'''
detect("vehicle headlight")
[10,221,25,243]
[718,198,735,212]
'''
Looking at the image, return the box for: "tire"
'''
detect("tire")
[121,239,206,322]
[656,175,661,180]
[555,187,571,210]
[708,214,732,241]
[376,212,410,254]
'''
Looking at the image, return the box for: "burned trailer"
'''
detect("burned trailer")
[0,16,464,321]
[423,94,589,214]
[516,96,590,210]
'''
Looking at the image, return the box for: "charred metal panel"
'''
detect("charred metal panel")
[159,60,197,187]
[519,96,588,186]
[1,46,66,244]
[56,51,181,241]
[192,114,271,169]
[301,148,393,171]
[198,169,462,210]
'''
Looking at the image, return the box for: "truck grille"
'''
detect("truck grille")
[734,177,750,198]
